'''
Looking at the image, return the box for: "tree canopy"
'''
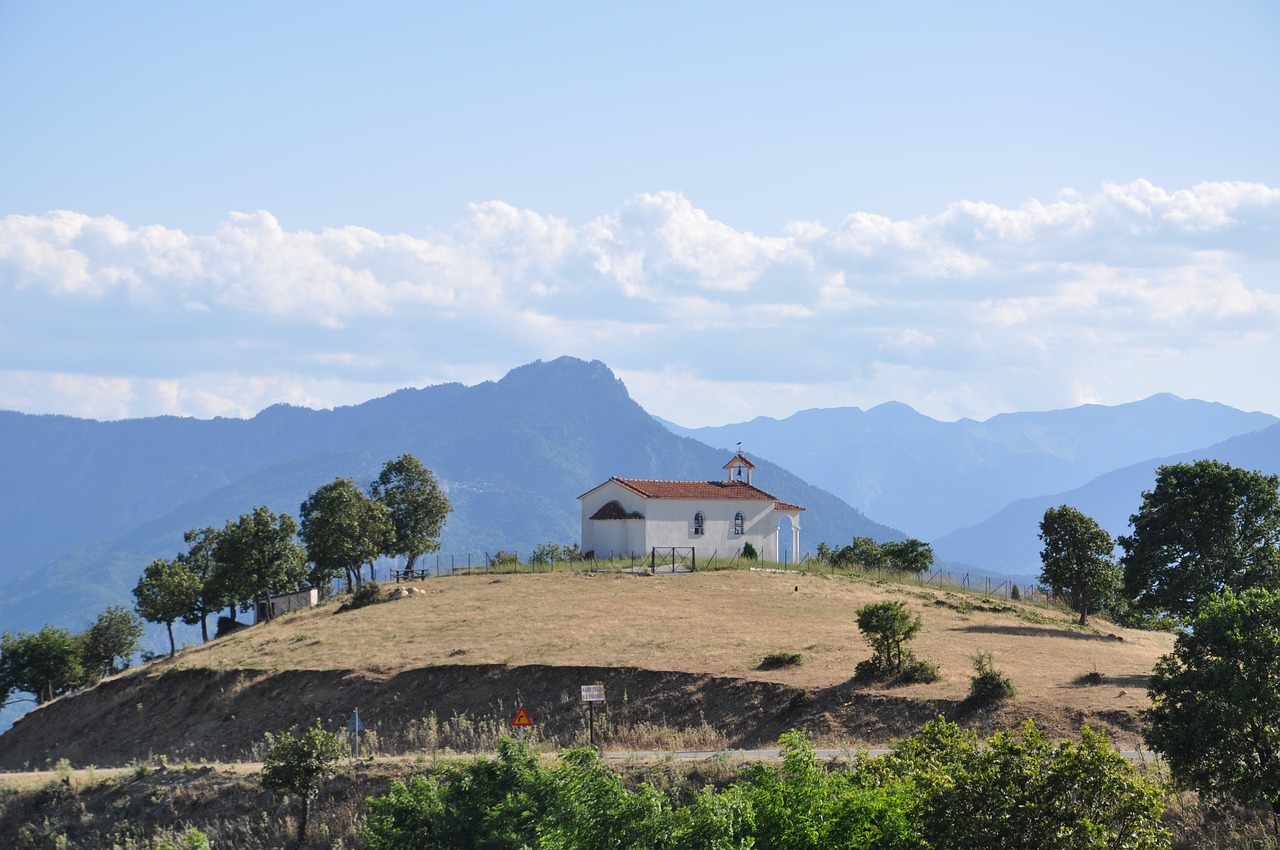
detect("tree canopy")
[301,478,393,590]
[1145,588,1280,823]
[880,538,934,575]
[0,626,85,705]
[369,454,451,573]
[80,605,144,677]
[133,557,202,657]
[214,506,307,622]
[1121,460,1280,623]
[1038,504,1119,626]
[262,721,348,843]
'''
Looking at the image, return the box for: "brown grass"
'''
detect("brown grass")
[173,569,1172,718]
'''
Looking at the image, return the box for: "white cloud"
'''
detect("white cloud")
[1,180,1278,423]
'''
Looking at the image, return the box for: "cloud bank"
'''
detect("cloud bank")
[2,180,1278,424]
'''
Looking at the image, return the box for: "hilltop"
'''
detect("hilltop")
[0,568,1173,770]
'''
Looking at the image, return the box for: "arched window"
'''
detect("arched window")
[734,512,745,535]
[693,512,704,536]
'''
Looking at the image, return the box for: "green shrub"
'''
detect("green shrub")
[967,652,1016,705]
[338,581,384,612]
[897,657,941,684]
[759,651,802,669]
[741,541,758,560]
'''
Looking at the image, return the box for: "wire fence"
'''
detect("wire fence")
[367,550,1042,601]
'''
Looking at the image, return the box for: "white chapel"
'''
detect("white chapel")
[578,451,804,562]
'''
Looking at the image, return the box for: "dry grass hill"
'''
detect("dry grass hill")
[0,567,1174,772]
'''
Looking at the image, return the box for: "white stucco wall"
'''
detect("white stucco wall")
[580,481,788,561]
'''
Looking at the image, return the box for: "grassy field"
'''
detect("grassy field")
[165,567,1172,736]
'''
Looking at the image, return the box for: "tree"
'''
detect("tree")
[884,718,1168,850]
[1145,588,1280,831]
[300,478,393,591]
[1038,505,1119,626]
[855,601,922,680]
[880,538,934,575]
[1121,460,1280,623]
[80,605,143,677]
[261,721,348,843]
[370,455,451,574]
[852,536,885,570]
[180,525,228,642]
[215,506,308,622]
[0,626,85,704]
[133,557,202,657]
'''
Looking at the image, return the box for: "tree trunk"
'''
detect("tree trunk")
[166,621,176,658]
[199,608,209,643]
[407,553,418,574]
[1078,607,1088,627]
[298,796,310,843]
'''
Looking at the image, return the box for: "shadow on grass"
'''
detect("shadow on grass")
[950,624,1124,642]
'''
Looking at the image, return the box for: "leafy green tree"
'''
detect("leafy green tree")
[80,605,143,677]
[261,721,348,844]
[1145,588,1280,827]
[854,601,922,680]
[180,525,229,642]
[215,506,307,622]
[133,557,202,657]
[852,536,885,570]
[880,538,934,575]
[364,737,553,850]
[531,541,563,566]
[738,729,917,850]
[1038,504,1119,626]
[301,478,394,591]
[0,626,86,704]
[370,454,451,574]
[884,718,1168,850]
[1121,460,1280,623]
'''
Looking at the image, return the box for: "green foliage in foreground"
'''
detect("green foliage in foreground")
[261,721,348,843]
[1146,588,1280,818]
[363,721,1168,850]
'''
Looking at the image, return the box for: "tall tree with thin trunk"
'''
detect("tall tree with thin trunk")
[180,525,226,642]
[1038,504,1119,626]
[301,478,393,591]
[133,557,202,657]
[370,454,451,575]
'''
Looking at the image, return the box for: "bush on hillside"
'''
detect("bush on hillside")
[967,652,1016,706]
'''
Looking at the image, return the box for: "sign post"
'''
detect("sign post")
[347,708,365,759]
[581,684,606,746]
[511,706,533,741]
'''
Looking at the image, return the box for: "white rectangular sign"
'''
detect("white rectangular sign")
[581,684,605,702]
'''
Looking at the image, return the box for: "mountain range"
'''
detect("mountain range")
[4,356,1279,649]
[661,397,1278,542]
[0,357,892,641]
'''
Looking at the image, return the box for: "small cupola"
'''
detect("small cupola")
[723,446,756,485]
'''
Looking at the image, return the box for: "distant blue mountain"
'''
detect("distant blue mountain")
[932,422,1280,575]
[662,396,1277,540]
[0,357,895,640]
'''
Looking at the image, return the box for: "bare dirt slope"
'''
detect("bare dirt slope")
[0,570,1174,768]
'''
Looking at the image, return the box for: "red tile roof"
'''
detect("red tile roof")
[608,477,781,501]
[588,500,644,521]
[774,502,806,512]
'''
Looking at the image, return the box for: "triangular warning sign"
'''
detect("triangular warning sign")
[511,706,533,727]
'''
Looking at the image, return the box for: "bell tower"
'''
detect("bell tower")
[723,445,756,485]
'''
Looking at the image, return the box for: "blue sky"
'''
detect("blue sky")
[2,2,1278,425]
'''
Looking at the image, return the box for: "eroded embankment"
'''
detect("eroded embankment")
[0,663,1146,769]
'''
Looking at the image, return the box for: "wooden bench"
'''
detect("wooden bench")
[391,568,425,583]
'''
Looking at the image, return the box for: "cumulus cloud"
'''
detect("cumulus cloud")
[1,180,1278,423]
